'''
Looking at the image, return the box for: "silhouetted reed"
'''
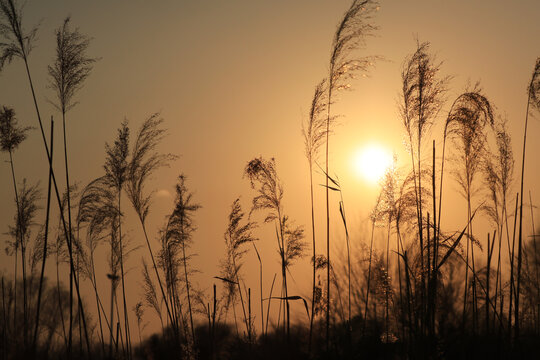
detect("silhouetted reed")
[301,78,328,350]
[125,113,177,340]
[104,119,133,358]
[77,175,118,356]
[219,198,257,340]
[444,84,494,332]
[0,105,31,346]
[515,58,540,339]
[48,17,97,354]
[400,40,449,340]
[245,157,306,341]
[0,1,92,353]
[323,0,379,347]
[5,178,40,350]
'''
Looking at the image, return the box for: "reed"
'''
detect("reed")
[0,106,31,346]
[47,17,96,353]
[323,0,379,347]
[245,157,306,341]
[219,198,256,339]
[0,2,92,352]
[515,58,540,339]
[301,78,327,351]
[400,41,449,336]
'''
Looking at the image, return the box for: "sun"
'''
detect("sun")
[354,144,393,184]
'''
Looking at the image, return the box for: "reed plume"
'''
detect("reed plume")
[400,41,449,336]
[219,198,256,339]
[245,156,306,341]
[164,174,201,346]
[125,113,177,337]
[445,85,494,331]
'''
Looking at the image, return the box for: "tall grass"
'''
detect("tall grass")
[104,120,132,358]
[301,78,327,351]
[219,198,257,340]
[245,157,306,341]
[0,1,92,353]
[1,1,540,359]
[47,17,96,354]
[515,58,540,339]
[323,1,379,348]
[164,174,201,348]
[444,85,494,331]
[0,106,31,348]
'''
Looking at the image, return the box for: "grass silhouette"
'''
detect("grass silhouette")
[0,0,539,359]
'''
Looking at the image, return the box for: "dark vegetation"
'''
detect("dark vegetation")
[1,0,540,358]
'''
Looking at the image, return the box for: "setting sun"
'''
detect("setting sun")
[354,144,393,183]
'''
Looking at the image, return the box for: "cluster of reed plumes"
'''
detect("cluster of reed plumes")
[1,0,540,359]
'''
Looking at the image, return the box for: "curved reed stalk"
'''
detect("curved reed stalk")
[515,57,540,338]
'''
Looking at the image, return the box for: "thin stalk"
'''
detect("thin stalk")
[212,284,216,356]
[90,250,106,356]
[486,234,491,334]
[396,226,405,344]
[308,163,316,352]
[386,216,391,343]
[248,288,251,342]
[117,191,132,359]
[529,191,540,332]
[2,277,6,360]
[231,256,249,339]
[61,111,74,359]
[108,273,116,357]
[325,84,332,351]
[181,233,195,345]
[251,241,264,337]
[21,48,91,357]
[32,117,54,353]
[508,193,519,336]
[138,222,175,335]
[431,140,438,336]
[515,84,533,340]
[7,150,21,343]
[363,219,376,334]
[55,246,68,347]
[265,274,276,336]
[20,209,27,349]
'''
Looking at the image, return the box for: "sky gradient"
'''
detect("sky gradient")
[1,0,540,339]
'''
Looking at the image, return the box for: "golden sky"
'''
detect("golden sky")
[1,0,540,339]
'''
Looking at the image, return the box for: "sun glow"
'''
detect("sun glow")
[354,144,393,184]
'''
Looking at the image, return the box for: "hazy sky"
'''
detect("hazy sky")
[1,0,539,338]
